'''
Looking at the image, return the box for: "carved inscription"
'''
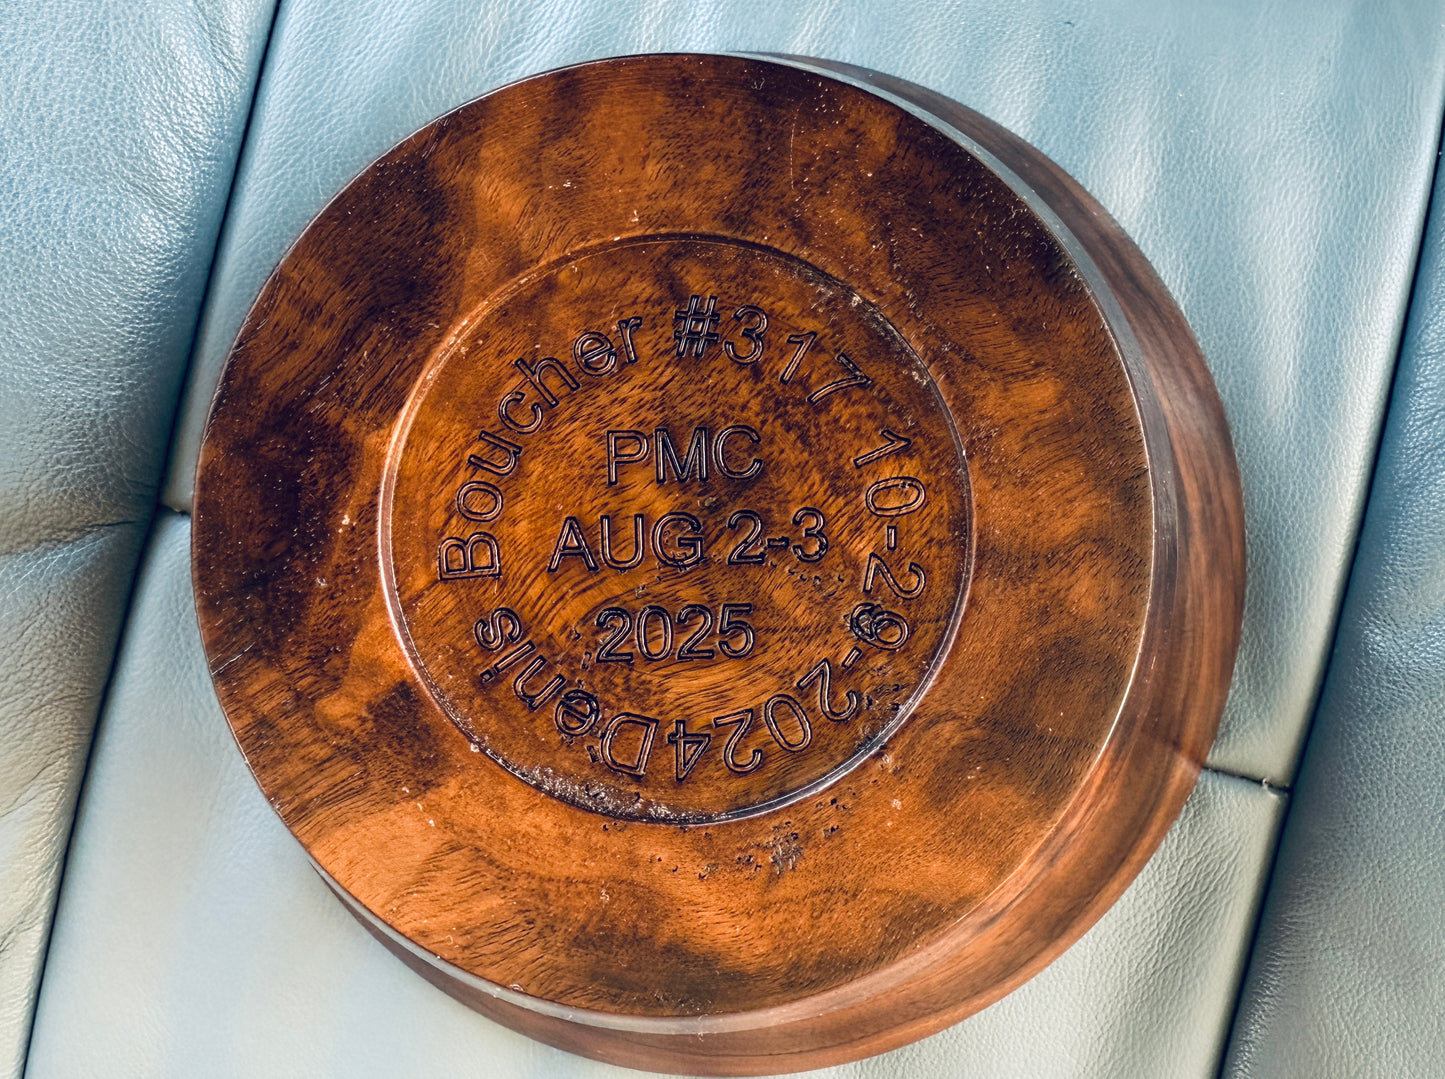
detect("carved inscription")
[388,237,971,821]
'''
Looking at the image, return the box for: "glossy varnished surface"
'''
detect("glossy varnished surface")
[192,54,1243,1073]
[387,236,973,822]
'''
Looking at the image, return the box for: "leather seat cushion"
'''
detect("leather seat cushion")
[0,0,277,1069]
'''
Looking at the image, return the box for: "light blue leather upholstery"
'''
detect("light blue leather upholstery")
[1223,140,1445,1077]
[26,515,1285,1078]
[8,0,1445,1076]
[0,0,275,1072]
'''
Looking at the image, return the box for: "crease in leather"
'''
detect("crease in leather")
[0,521,146,564]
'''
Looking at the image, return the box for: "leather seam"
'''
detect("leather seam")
[155,2,290,515]
[17,0,288,1072]
[1213,80,1445,1079]
[1199,765,1287,794]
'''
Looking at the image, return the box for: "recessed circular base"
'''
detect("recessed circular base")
[193,54,1244,1075]
[386,235,972,823]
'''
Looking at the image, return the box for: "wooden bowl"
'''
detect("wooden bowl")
[192,53,1244,1074]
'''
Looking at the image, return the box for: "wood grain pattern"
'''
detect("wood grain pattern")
[192,54,1244,1074]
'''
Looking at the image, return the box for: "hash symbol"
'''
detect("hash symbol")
[673,294,721,358]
